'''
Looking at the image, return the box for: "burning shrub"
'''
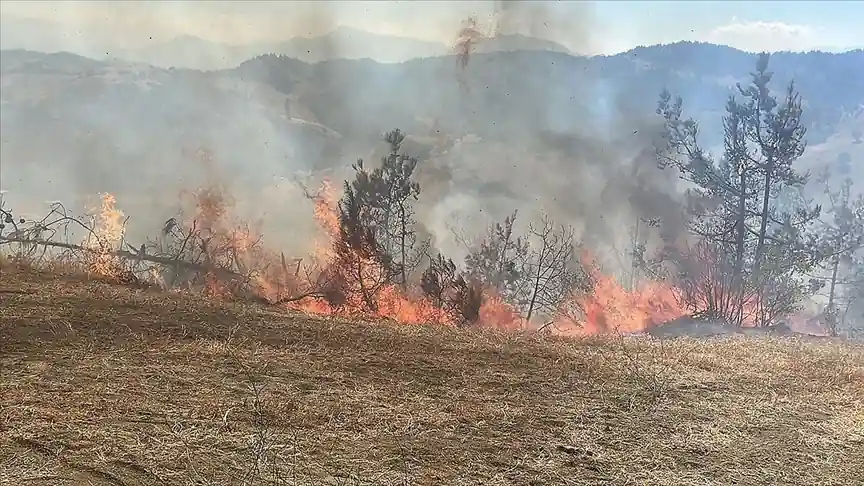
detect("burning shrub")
[420,253,483,327]
[666,240,753,325]
[463,211,597,329]
[296,129,441,321]
[326,179,399,312]
[147,186,269,296]
[465,210,530,306]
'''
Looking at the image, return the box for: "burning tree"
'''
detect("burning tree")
[453,16,487,72]
[465,211,530,306]
[522,216,592,325]
[315,128,457,321]
[347,129,429,288]
[420,253,483,327]
[657,52,823,327]
[328,177,399,312]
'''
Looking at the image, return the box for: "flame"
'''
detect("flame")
[85,193,125,278]
[479,291,523,330]
[567,270,685,335]
[175,185,282,299]
[277,180,687,333]
[453,17,486,71]
[283,179,517,328]
[311,179,340,237]
[77,185,691,335]
[75,184,726,336]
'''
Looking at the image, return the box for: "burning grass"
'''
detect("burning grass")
[1,264,862,485]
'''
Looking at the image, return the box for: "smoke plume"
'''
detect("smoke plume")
[0,1,685,282]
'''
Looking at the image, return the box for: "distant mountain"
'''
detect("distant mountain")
[473,34,572,55]
[117,27,580,69]
[113,35,256,71]
[267,26,448,64]
[0,18,578,70]
[105,27,448,70]
[1,42,862,240]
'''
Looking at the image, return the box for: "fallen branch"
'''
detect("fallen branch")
[2,235,331,308]
[0,236,244,281]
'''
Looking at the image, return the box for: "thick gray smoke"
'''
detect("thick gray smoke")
[0,1,685,277]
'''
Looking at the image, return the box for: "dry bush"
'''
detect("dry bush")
[420,253,483,327]
[668,240,754,325]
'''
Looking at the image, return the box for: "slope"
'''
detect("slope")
[1,264,862,485]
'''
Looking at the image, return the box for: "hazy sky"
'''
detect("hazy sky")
[1,0,862,54]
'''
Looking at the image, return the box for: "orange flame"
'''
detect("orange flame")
[573,271,685,335]
[289,181,690,333]
[86,193,125,278]
[82,182,696,335]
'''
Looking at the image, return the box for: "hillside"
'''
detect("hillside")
[1,264,863,485]
[2,43,862,248]
[0,21,575,69]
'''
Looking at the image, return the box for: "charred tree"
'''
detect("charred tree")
[522,216,592,325]
[421,253,483,327]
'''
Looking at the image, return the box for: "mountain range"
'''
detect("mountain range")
[0,18,574,69]
[1,35,862,253]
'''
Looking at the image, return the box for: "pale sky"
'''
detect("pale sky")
[1,1,862,54]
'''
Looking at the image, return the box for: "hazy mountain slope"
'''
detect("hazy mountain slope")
[473,33,572,54]
[3,43,861,172]
[110,27,449,70]
[0,18,579,70]
[0,50,343,242]
[233,43,863,146]
[1,43,862,249]
[117,28,579,69]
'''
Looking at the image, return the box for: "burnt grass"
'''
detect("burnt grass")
[1,264,863,485]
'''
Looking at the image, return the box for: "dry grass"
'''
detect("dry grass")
[1,263,863,485]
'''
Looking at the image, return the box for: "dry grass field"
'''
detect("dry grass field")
[1,263,863,485]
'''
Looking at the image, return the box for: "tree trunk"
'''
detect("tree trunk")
[630,217,640,292]
[752,163,775,327]
[827,256,840,337]
[399,204,408,290]
[732,169,748,327]
[525,242,548,326]
[754,163,774,274]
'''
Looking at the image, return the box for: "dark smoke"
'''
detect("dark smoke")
[0,1,687,278]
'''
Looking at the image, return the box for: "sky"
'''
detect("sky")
[0,0,862,55]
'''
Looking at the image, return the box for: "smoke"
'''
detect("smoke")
[0,1,687,279]
[409,115,685,277]
[414,2,683,275]
[491,0,598,54]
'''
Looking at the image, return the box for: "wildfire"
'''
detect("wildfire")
[310,178,339,260]
[478,292,523,330]
[568,272,685,335]
[182,185,275,299]
[82,185,689,336]
[85,193,126,278]
[290,180,682,333]
[453,17,487,71]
